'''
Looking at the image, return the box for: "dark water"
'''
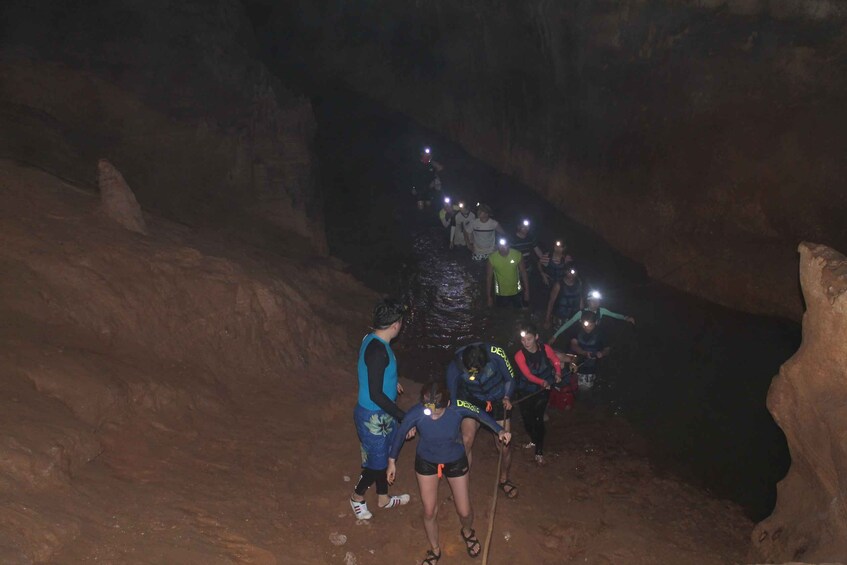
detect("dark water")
[313,89,799,521]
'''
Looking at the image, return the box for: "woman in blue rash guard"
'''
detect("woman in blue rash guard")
[387,380,512,564]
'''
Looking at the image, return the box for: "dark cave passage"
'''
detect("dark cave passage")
[310,88,798,521]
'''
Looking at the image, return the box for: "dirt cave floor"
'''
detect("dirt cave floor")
[0,160,751,564]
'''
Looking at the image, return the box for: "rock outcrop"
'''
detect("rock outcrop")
[0,0,325,254]
[97,159,147,234]
[751,242,847,562]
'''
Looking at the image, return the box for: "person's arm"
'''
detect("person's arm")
[388,406,419,461]
[600,307,635,325]
[570,337,589,357]
[519,258,529,303]
[364,341,405,422]
[494,221,507,236]
[439,210,450,228]
[486,260,494,306]
[544,344,563,382]
[466,224,475,251]
[533,246,544,259]
[551,310,581,342]
[545,282,561,328]
[514,350,549,389]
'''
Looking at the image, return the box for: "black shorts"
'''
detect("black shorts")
[415,454,469,478]
[461,396,509,421]
[495,294,523,309]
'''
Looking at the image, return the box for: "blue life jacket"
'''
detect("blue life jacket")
[555,280,582,320]
[357,334,398,411]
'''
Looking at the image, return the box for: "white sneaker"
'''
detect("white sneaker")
[523,441,536,450]
[350,497,373,520]
[380,494,410,509]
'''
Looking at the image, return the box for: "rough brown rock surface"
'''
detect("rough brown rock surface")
[97,159,147,235]
[752,242,847,562]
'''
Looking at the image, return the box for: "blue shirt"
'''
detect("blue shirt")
[357,334,399,414]
[389,402,503,463]
[446,343,515,404]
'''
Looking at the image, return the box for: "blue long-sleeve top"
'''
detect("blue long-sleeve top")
[552,306,629,340]
[445,343,515,404]
[389,402,504,463]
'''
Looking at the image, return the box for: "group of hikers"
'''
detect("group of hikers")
[352,147,637,563]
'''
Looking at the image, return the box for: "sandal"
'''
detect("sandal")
[422,548,441,564]
[461,527,481,558]
[498,479,519,499]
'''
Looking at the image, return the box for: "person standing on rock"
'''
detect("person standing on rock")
[349,298,412,520]
[446,342,519,499]
[388,380,512,563]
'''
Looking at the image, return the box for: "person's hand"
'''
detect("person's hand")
[543,381,551,390]
[396,383,405,395]
[502,397,512,411]
[596,351,604,359]
[498,431,512,445]
[626,316,636,325]
[405,428,417,440]
[387,460,396,485]
[541,274,550,286]
[555,374,563,384]
[449,242,454,249]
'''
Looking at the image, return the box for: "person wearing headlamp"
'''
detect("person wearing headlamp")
[411,146,444,211]
[486,237,529,309]
[544,266,583,331]
[349,298,411,521]
[387,380,511,564]
[446,342,519,499]
[511,219,544,274]
[465,204,506,261]
[514,323,563,465]
[550,289,635,344]
[568,310,611,392]
[539,239,574,286]
[450,200,475,250]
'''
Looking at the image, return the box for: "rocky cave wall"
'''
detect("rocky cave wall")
[0,0,325,252]
[751,242,847,562]
[248,0,847,319]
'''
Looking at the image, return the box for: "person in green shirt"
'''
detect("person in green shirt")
[486,238,529,309]
[549,289,635,344]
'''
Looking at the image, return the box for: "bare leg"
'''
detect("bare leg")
[417,472,441,553]
[461,418,481,467]
[446,473,473,531]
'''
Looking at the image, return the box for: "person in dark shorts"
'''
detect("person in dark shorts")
[349,298,411,520]
[445,342,519,499]
[388,380,511,564]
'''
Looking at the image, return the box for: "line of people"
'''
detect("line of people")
[351,299,614,564]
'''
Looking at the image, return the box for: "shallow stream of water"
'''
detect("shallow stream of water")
[314,89,799,521]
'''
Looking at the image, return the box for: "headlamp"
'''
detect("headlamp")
[444,196,451,204]
[583,321,591,327]
[520,330,527,338]
[468,367,479,381]
[569,269,576,275]
[424,147,431,154]
[498,238,507,246]
[458,202,464,208]
[522,219,530,227]
[555,241,562,247]
[476,202,480,207]
[589,290,602,300]
[423,404,435,416]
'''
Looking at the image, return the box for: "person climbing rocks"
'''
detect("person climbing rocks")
[513,323,562,466]
[466,203,506,261]
[550,289,635,345]
[445,342,519,499]
[349,298,411,520]
[388,380,511,564]
[486,237,529,309]
[544,266,583,330]
[569,310,611,393]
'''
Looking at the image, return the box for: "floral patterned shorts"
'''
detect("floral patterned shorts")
[353,404,398,469]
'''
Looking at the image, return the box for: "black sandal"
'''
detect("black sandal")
[498,479,519,499]
[461,528,481,558]
[422,548,441,564]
